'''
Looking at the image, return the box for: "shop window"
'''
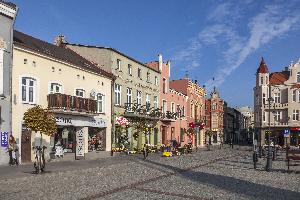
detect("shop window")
[54,127,76,154]
[88,128,106,151]
[21,77,36,104]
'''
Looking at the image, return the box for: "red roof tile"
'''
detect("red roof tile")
[269,71,289,85]
[291,84,300,89]
[145,61,160,72]
[256,57,269,74]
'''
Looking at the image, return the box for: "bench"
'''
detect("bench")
[286,147,300,171]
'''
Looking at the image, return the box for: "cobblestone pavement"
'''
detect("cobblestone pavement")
[0,146,299,200]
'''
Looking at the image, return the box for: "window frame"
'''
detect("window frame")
[114,84,122,106]
[49,82,63,94]
[292,110,299,121]
[116,59,121,71]
[75,88,85,98]
[21,77,37,104]
[128,64,132,76]
[96,93,105,113]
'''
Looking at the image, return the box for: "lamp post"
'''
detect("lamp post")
[266,83,274,172]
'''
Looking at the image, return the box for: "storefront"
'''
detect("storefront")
[51,113,107,160]
[290,127,300,146]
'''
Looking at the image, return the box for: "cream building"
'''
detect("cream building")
[64,43,161,149]
[254,57,300,146]
[12,31,113,163]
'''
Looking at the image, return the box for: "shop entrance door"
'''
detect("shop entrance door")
[162,126,167,145]
[21,129,31,163]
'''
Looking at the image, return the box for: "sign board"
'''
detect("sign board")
[55,114,107,128]
[284,129,290,137]
[1,132,8,147]
[290,127,300,131]
[76,128,84,159]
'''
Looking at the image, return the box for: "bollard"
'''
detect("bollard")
[253,151,258,169]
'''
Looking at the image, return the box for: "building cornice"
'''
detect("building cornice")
[0,2,17,18]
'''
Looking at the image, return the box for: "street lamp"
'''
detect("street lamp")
[266,83,274,172]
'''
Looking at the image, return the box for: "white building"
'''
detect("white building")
[254,57,300,146]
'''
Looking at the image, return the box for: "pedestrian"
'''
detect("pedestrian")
[7,135,16,166]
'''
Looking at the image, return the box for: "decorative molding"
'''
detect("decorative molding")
[0,3,17,18]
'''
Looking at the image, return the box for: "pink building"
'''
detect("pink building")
[146,55,188,146]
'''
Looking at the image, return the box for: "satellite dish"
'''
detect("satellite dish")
[90,89,96,97]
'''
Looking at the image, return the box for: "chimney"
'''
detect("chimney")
[54,35,65,46]
[158,53,163,72]
[167,60,171,78]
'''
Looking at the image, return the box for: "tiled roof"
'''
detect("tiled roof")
[256,57,269,74]
[145,61,160,72]
[291,84,300,89]
[269,71,289,85]
[169,79,189,95]
[13,30,114,79]
[66,43,161,73]
[0,0,16,10]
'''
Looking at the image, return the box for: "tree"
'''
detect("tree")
[23,105,57,173]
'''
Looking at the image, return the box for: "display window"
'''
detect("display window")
[88,127,106,151]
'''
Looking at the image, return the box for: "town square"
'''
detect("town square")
[0,0,299,199]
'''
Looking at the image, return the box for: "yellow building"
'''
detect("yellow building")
[12,31,114,163]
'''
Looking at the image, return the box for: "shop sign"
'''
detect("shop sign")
[290,127,300,131]
[55,114,107,128]
[76,128,84,158]
[1,132,8,147]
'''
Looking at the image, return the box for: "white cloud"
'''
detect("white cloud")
[205,4,300,90]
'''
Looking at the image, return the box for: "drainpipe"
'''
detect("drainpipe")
[111,76,115,156]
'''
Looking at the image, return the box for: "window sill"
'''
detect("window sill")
[97,112,106,115]
[22,102,37,105]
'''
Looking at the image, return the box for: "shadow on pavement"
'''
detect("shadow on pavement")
[136,156,300,200]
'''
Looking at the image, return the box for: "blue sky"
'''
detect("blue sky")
[10,0,300,108]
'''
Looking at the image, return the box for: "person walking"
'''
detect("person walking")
[7,135,16,166]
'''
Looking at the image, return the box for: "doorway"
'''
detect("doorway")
[21,128,31,163]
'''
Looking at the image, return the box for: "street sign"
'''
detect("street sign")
[284,129,290,137]
[1,132,8,147]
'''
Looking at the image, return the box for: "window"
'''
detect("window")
[137,90,142,107]
[274,92,280,103]
[274,111,280,121]
[128,64,132,75]
[155,76,158,86]
[182,106,185,117]
[292,110,299,121]
[96,94,105,113]
[50,83,62,94]
[21,77,36,103]
[126,88,132,110]
[262,93,266,104]
[263,111,266,122]
[163,78,167,93]
[117,59,121,71]
[146,94,150,111]
[297,72,300,82]
[24,59,27,64]
[171,102,175,113]
[153,96,158,109]
[212,103,217,110]
[114,84,121,105]
[162,100,167,114]
[32,61,36,67]
[147,72,150,82]
[298,90,300,102]
[75,89,85,97]
[292,90,296,102]
[138,68,142,79]
[261,77,263,85]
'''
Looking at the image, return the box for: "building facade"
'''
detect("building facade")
[254,57,300,146]
[0,1,17,165]
[12,31,113,163]
[146,56,188,147]
[65,43,161,149]
[205,87,225,144]
[169,78,206,147]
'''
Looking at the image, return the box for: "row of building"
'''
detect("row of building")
[0,1,254,165]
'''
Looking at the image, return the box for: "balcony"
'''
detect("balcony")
[161,111,178,122]
[123,103,161,120]
[47,93,97,116]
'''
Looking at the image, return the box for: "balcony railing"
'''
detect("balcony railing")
[124,103,161,119]
[47,93,97,113]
